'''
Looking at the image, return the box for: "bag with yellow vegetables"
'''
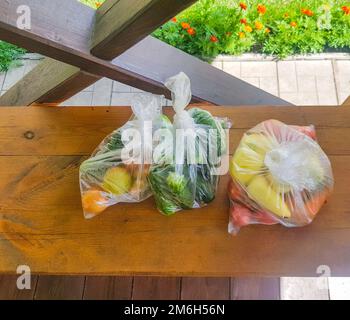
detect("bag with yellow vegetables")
[228,119,334,235]
[79,93,171,219]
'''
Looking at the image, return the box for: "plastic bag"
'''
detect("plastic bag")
[228,119,334,235]
[148,72,230,215]
[79,93,169,219]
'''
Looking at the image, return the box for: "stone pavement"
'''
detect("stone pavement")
[1,54,350,299]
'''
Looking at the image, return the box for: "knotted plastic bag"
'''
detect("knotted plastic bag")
[148,72,230,215]
[228,119,334,234]
[79,93,170,219]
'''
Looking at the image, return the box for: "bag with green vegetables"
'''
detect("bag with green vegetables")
[148,72,231,215]
[79,93,170,219]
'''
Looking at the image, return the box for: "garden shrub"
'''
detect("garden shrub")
[153,0,350,60]
[0,41,26,72]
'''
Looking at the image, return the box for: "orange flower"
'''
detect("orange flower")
[265,28,271,33]
[244,25,253,33]
[239,2,247,10]
[284,12,289,18]
[257,4,267,15]
[187,27,196,36]
[181,22,190,29]
[171,17,177,23]
[95,1,102,8]
[238,32,246,39]
[255,21,264,30]
[290,21,297,27]
[301,8,314,16]
[240,18,247,24]
[342,6,350,15]
[210,35,218,42]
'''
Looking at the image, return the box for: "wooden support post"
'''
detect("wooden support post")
[91,0,197,60]
[0,58,99,106]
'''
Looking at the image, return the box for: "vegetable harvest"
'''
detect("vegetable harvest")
[228,119,334,234]
[148,72,230,215]
[79,93,168,219]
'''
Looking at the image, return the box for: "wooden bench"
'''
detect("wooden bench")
[0,105,349,277]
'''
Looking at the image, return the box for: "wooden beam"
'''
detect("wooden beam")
[342,95,350,106]
[91,0,197,60]
[0,0,291,106]
[0,58,99,106]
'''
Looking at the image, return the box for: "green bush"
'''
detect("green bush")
[153,0,350,60]
[0,41,26,72]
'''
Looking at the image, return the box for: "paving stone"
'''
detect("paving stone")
[280,277,329,300]
[334,60,350,75]
[2,63,26,90]
[334,74,350,93]
[297,76,317,92]
[328,278,350,300]
[211,60,223,70]
[316,76,338,105]
[259,77,279,96]
[338,91,350,104]
[241,61,277,77]
[60,91,93,106]
[92,78,113,106]
[222,61,241,77]
[111,92,135,106]
[130,86,145,93]
[277,61,298,93]
[83,83,95,92]
[333,60,350,103]
[279,91,319,106]
[295,60,333,77]
[23,59,41,75]
[241,77,260,88]
[0,72,5,91]
[113,81,132,93]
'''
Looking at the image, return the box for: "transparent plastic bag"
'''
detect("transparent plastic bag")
[228,119,334,235]
[79,93,169,219]
[148,72,230,215]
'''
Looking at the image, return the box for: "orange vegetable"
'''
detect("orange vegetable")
[82,190,109,218]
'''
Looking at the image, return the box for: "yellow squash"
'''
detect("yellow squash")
[247,175,291,218]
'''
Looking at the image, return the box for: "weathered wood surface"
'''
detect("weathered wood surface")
[0,275,281,300]
[231,278,280,300]
[0,58,99,106]
[0,105,349,276]
[91,0,197,60]
[0,0,290,106]
[343,96,350,106]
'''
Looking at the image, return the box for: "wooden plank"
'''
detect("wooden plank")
[0,58,99,106]
[132,277,180,300]
[83,276,133,300]
[0,106,349,276]
[0,0,290,106]
[181,278,230,300]
[231,278,280,300]
[34,276,85,300]
[0,275,38,300]
[91,0,197,60]
[0,106,348,156]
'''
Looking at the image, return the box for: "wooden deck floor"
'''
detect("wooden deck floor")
[0,276,280,300]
